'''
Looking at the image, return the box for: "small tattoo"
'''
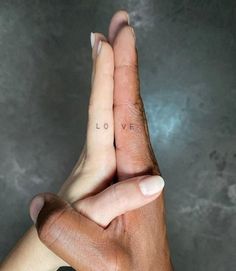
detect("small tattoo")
[96,122,109,130]
[121,123,126,130]
[130,123,135,130]
[121,123,138,131]
[95,122,140,132]
[104,123,109,129]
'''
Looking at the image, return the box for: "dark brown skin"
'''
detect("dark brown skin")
[34,12,173,271]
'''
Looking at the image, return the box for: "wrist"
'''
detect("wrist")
[1,226,67,271]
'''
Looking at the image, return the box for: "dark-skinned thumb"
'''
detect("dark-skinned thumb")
[29,193,126,271]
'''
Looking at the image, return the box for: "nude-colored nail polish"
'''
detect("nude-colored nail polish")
[139,176,165,196]
[90,32,95,49]
[29,196,45,224]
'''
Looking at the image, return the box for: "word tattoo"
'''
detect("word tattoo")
[96,122,139,131]
[121,123,135,130]
[96,123,109,129]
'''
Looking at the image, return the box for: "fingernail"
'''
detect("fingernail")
[90,32,95,48]
[97,40,102,55]
[29,196,45,224]
[139,176,165,196]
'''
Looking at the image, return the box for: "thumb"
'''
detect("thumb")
[74,175,165,227]
[29,175,164,269]
[29,193,121,271]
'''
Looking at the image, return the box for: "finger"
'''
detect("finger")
[29,193,127,271]
[61,40,116,202]
[113,26,160,180]
[90,32,107,83]
[71,32,107,173]
[108,10,130,45]
[87,40,114,153]
[81,41,115,192]
[71,32,107,172]
[72,32,106,174]
[74,175,164,227]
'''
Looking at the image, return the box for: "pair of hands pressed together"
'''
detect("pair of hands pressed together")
[1,10,173,271]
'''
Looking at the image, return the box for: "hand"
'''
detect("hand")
[31,10,173,271]
[0,10,167,271]
[111,12,173,270]
[0,31,116,271]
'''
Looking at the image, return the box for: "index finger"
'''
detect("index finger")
[111,23,160,180]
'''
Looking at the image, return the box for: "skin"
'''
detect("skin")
[0,10,173,271]
[1,33,116,271]
[111,19,173,270]
[35,11,173,271]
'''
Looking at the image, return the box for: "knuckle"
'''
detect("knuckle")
[111,185,120,206]
[114,98,145,121]
[112,184,127,211]
[88,101,113,114]
[100,70,114,81]
[128,100,144,119]
[115,62,138,73]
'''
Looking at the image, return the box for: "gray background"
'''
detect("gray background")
[0,1,235,270]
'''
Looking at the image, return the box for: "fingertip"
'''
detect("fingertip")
[113,9,130,23]
[113,25,136,49]
[96,41,114,67]
[138,175,165,197]
[29,195,45,224]
[108,10,130,44]
[113,25,137,67]
[90,32,107,59]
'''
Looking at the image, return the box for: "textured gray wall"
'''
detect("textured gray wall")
[0,1,235,271]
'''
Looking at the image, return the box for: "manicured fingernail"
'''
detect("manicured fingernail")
[90,32,95,48]
[29,196,44,224]
[139,176,165,196]
[97,40,102,55]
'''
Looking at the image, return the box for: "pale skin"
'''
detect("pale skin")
[0,10,173,271]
